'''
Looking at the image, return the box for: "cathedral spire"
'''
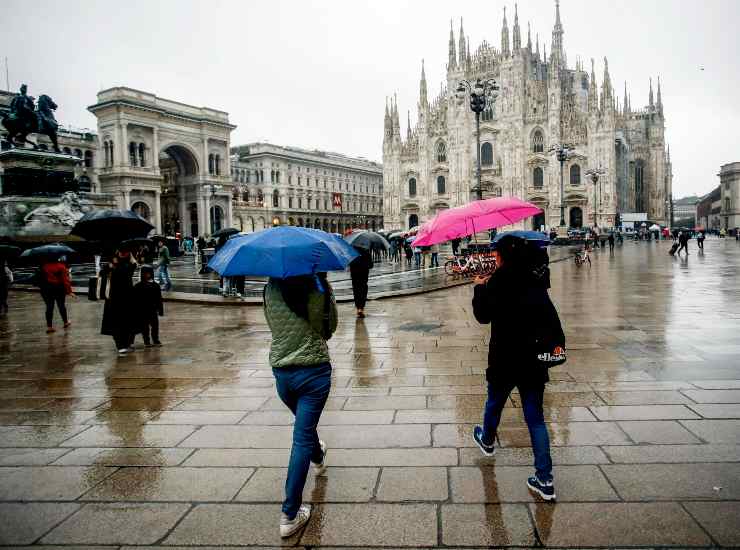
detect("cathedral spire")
[501,7,510,58]
[458,18,466,67]
[656,75,663,113]
[623,81,629,114]
[384,97,391,138]
[406,110,411,140]
[649,77,654,109]
[588,58,598,112]
[600,56,613,112]
[536,33,540,59]
[551,0,564,69]
[448,19,457,71]
[419,59,428,108]
[527,21,532,51]
[512,4,521,52]
[392,93,399,136]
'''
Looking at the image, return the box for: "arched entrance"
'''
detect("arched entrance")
[569,207,583,228]
[314,219,321,230]
[160,144,200,236]
[408,214,419,229]
[532,213,546,231]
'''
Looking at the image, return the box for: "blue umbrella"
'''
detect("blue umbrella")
[208,226,359,277]
[491,230,550,247]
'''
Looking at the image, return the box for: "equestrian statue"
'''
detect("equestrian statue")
[1,84,60,153]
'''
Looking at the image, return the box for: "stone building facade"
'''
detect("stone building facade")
[383,1,673,231]
[719,162,740,232]
[230,143,383,234]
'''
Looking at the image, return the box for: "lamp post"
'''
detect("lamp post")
[455,78,499,200]
[585,166,607,228]
[548,143,575,227]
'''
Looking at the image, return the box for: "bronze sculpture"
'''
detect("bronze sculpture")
[1,84,60,152]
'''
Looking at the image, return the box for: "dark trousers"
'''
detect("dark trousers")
[482,380,553,483]
[678,242,689,254]
[351,270,369,309]
[113,331,132,350]
[41,288,67,327]
[698,239,704,250]
[141,314,160,344]
[273,363,331,519]
[0,284,8,314]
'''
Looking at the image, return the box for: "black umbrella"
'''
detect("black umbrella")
[0,245,21,259]
[20,243,76,262]
[70,209,154,242]
[211,227,240,239]
[344,231,390,251]
[119,237,154,251]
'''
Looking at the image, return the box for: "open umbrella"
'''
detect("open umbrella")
[414,197,542,247]
[388,231,405,240]
[20,243,76,262]
[344,230,390,251]
[211,227,240,239]
[492,230,550,247]
[649,224,661,231]
[208,226,359,278]
[119,237,154,251]
[71,209,153,243]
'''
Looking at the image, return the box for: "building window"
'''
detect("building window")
[436,141,447,163]
[437,175,446,194]
[273,190,280,207]
[210,205,224,234]
[257,190,264,205]
[215,154,221,176]
[570,164,581,186]
[533,167,544,188]
[129,142,137,166]
[408,178,417,197]
[208,154,215,175]
[243,189,250,202]
[482,105,494,122]
[481,142,493,166]
[138,143,146,167]
[532,130,544,153]
[725,197,732,212]
[84,150,93,168]
[288,196,293,209]
[74,148,82,158]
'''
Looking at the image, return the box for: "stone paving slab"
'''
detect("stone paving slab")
[681,419,740,443]
[458,445,610,466]
[0,448,71,466]
[683,501,740,546]
[0,466,116,501]
[236,467,378,502]
[589,404,700,420]
[603,443,740,463]
[41,503,190,545]
[375,466,448,501]
[530,502,712,546]
[51,448,192,467]
[440,504,536,546]
[617,420,703,444]
[0,503,80,544]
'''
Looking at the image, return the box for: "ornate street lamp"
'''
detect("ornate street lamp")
[548,143,576,227]
[456,78,499,200]
[585,166,607,228]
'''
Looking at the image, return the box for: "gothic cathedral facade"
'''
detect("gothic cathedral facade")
[382,1,673,232]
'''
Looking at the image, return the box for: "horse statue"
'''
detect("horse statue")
[1,84,60,153]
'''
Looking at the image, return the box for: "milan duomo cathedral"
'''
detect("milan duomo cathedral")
[382,1,673,231]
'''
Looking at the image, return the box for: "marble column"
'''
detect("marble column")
[153,190,162,234]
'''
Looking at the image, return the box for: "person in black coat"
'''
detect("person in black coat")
[133,265,164,347]
[100,249,137,354]
[471,235,560,501]
[349,247,373,318]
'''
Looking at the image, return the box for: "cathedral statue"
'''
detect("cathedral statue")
[1,84,61,152]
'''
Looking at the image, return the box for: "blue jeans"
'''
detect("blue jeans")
[273,363,332,518]
[158,264,171,288]
[482,381,553,483]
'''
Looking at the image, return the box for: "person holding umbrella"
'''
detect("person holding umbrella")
[39,256,74,333]
[471,235,560,501]
[207,226,356,536]
[100,248,137,354]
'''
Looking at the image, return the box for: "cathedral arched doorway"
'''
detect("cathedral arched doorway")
[408,214,419,229]
[160,144,200,236]
[569,207,583,228]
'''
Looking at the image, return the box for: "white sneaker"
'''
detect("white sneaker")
[312,440,327,475]
[279,504,311,538]
[117,348,128,355]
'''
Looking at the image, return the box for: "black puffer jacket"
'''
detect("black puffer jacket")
[472,262,562,386]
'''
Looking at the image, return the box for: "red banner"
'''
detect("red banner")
[332,193,342,208]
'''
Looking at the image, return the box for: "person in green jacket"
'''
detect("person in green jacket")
[156,240,172,291]
[263,272,338,538]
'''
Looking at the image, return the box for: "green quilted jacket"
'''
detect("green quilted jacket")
[264,280,338,368]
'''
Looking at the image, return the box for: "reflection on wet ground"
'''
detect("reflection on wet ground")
[1,238,739,547]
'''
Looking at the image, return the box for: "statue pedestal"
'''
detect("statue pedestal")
[0,148,114,240]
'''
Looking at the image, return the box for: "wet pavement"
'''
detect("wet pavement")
[1,237,739,547]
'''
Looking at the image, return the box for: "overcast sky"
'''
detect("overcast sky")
[2,0,738,198]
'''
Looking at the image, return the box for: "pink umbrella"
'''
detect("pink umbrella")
[413,197,543,247]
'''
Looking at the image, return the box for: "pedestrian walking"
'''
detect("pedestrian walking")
[430,243,440,267]
[0,260,12,316]
[133,265,163,347]
[39,256,73,333]
[471,235,563,501]
[349,247,373,318]
[451,238,461,256]
[404,241,413,267]
[608,233,615,252]
[156,240,172,291]
[697,231,705,251]
[413,245,422,269]
[100,249,137,354]
[263,273,337,537]
[677,231,690,255]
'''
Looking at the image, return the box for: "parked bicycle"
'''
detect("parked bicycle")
[444,252,496,277]
[574,247,591,267]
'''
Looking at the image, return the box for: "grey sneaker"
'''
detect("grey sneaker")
[312,440,327,475]
[280,504,311,538]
